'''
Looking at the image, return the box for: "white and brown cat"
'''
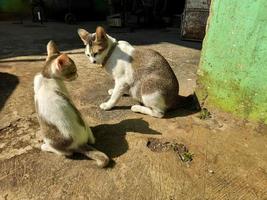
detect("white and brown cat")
[34,40,109,167]
[78,26,193,118]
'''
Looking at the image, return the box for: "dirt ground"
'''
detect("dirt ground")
[0,21,266,200]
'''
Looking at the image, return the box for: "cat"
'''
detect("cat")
[78,26,195,118]
[34,40,109,167]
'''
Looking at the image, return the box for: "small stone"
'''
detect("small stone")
[208,169,214,174]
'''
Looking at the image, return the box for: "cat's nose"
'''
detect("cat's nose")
[93,60,96,64]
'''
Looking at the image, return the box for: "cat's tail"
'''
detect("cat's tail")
[173,92,201,111]
[78,145,109,168]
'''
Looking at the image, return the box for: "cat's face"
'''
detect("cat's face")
[78,27,108,64]
[43,41,78,81]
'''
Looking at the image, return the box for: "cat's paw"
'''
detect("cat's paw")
[41,143,50,152]
[108,89,113,95]
[131,105,142,113]
[100,102,112,110]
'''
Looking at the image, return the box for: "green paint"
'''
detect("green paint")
[0,0,29,13]
[197,0,267,124]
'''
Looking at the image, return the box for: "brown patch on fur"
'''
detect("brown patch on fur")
[42,54,76,80]
[57,54,69,68]
[90,26,108,55]
[91,40,108,55]
[130,49,179,109]
[95,26,107,41]
[40,118,73,150]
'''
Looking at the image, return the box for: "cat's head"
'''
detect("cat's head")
[43,41,78,81]
[77,26,109,64]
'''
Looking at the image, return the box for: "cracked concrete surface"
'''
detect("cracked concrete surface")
[0,21,266,200]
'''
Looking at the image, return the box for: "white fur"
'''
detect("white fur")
[33,73,43,94]
[34,74,95,150]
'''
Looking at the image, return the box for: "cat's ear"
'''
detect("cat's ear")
[55,53,69,71]
[95,26,107,42]
[47,40,60,58]
[78,28,91,45]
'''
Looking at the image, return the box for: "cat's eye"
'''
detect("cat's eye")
[93,53,98,57]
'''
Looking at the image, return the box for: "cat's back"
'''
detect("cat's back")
[131,48,168,67]
[131,48,177,81]
[131,49,174,73]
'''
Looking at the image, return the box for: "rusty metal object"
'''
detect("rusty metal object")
[181,0,210,41]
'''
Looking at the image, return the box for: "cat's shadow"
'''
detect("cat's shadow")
[0,72,19,111]
[164,93,201,118]
[69,118,161,168]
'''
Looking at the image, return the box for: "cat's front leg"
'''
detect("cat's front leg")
[100,81,127,110]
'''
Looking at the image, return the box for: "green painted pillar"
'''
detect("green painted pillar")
[197,0,267,123]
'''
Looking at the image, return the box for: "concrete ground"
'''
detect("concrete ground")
[0,21,266,200]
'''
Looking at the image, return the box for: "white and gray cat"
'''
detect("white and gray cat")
[78,26,193,118]
[34,40,109,168]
